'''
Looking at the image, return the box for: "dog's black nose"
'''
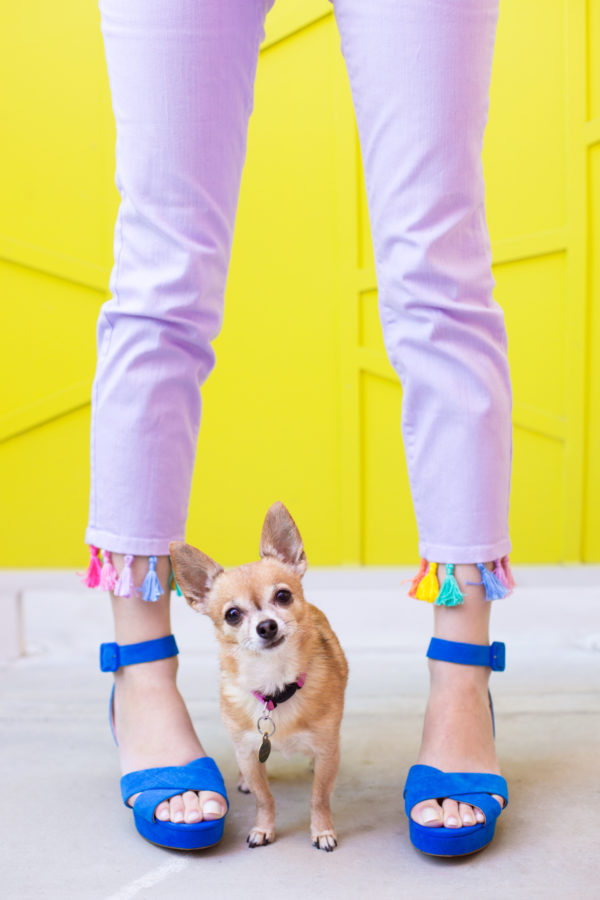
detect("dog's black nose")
[256,619,278,640]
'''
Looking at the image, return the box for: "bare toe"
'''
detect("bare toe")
[458,802,476,826]
[182,790,201,823]
[410,799,443,827]
[169,794,185,824]
[155,800,170,822]
[441,798,461,828]
[200,790,227,820]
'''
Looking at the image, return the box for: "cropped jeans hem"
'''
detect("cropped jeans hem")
[84,528,180,558]
[418,538,512,566]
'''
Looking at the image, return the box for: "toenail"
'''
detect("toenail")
[156,808,169,821]
[420,807,442,825]
[187,811,200,822]
[475,811,485,823]
[446,816,459,827]
[172,812,184,823]
[203,800,224,817]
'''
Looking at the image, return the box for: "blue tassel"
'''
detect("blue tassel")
[470,562,509,601]
[140,556,164,602]
[435,564,464,606]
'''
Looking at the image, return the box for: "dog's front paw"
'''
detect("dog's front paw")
[247,827,275,848]
[312,830,338,852]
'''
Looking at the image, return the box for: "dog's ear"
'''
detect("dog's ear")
[259,502,307,575]
[169,541,223,612]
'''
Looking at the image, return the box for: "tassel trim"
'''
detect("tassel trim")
[435,564,464,607]
[493,558,509,589]
[501,555,516,590]
[468,562,510,602]
[99,549,118,591]
[416,562,439,603]
[81,545,102,588]
[114,555,135,598]
[139,555,164,603]
[408,558,428,598]
[410,557,515,604]
[81,548,178,600]
[170,570,183,597]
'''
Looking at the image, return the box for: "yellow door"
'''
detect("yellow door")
[1,0,598,566]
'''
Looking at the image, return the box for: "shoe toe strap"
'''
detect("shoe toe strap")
[404,765,508,817]
[450,791,505,822]
[121,757,228,821]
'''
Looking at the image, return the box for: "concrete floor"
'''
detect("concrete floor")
[1,566,599,899]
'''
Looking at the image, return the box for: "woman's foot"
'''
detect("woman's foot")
[409,561,506,829]
[108,553,226,825]
[409,657,505,828]
[113,655,227,824]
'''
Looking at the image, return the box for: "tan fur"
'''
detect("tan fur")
[170,502,348,851]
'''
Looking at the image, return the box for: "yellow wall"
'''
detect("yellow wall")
[1,0,598,567]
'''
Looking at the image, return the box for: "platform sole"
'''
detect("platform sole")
[408,817,497,857]
[133,810,226,851]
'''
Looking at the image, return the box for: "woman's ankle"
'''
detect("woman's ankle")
[110,554,173,645]
[432,562,494,646]
[428,657,491,693]
[114,655,179,688]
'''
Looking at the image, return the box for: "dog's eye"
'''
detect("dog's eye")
[225,607,242,625]
[274,589,292,605]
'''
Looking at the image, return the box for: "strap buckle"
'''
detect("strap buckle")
[490,641,506,672]
[99,642,119,672]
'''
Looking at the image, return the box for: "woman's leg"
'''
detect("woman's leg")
[88,0,273,824]
[333,0,510,827]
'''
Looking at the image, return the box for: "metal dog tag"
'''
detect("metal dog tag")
[258,733,271,764]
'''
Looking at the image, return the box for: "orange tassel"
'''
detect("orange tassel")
[408,558,428,597]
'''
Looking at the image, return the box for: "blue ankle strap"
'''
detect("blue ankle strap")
[427,638,505,672]
[100,635,179,672]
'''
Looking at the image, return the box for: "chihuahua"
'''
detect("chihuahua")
[170,502,348,851]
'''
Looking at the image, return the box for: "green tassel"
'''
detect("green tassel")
[170,570,183,597]
[435,564,464,607]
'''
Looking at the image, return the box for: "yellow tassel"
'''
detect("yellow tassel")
[416,562,439,603]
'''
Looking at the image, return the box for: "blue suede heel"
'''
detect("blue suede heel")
[100,635,229,850]
[403,638,508,857]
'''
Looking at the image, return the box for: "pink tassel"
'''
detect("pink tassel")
[501,555,516,590]
[493,558,510,590]
[114,554,135,598]
[81,545,102,588]
[99,550,118,592]
[408,558,428,598]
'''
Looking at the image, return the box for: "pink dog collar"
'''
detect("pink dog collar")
[252,673,307,710]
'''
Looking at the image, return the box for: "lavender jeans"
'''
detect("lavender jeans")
[86,0,511,566]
